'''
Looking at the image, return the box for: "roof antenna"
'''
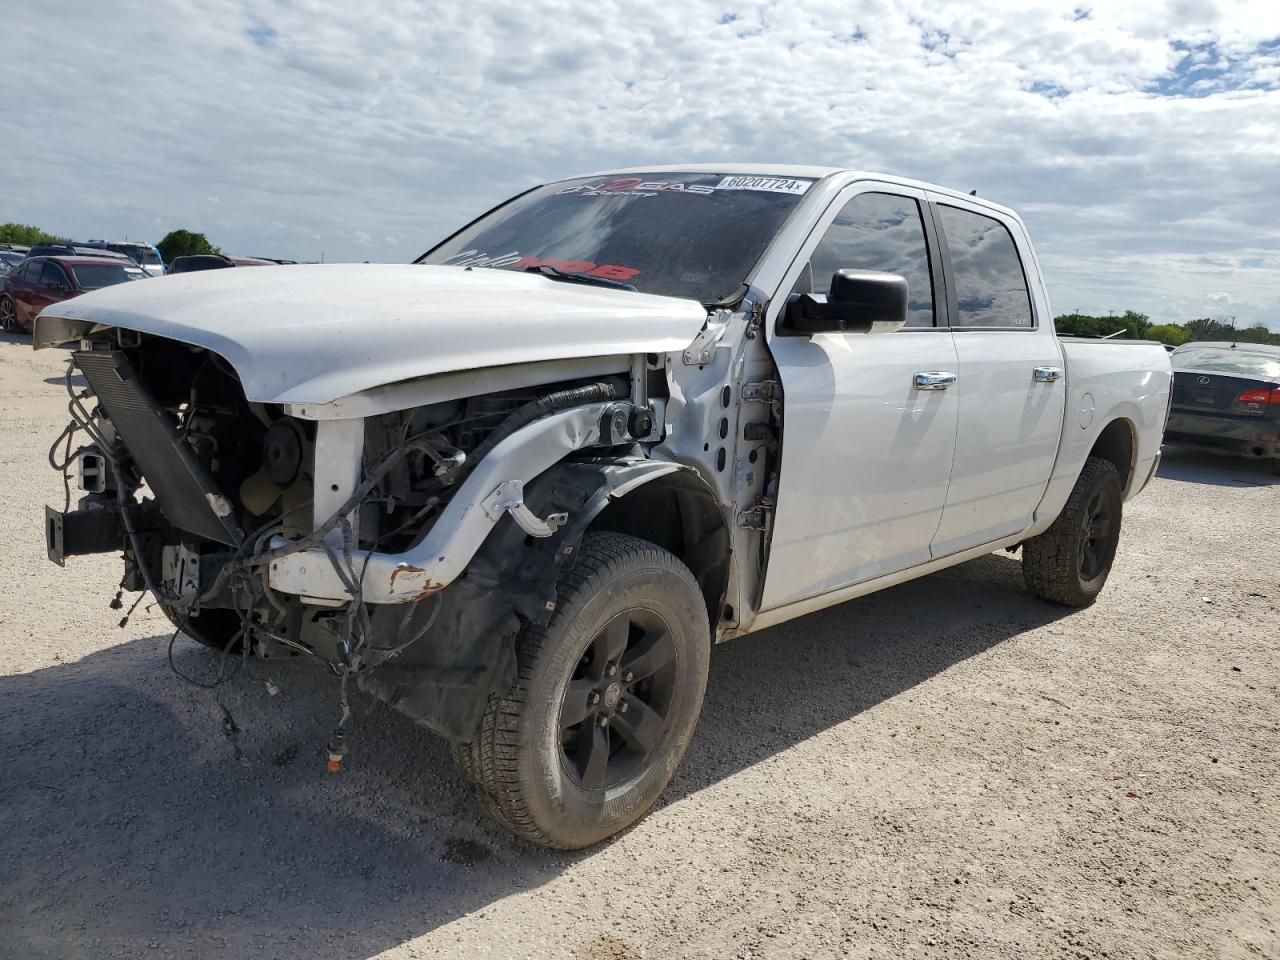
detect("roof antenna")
[969,189,977,196]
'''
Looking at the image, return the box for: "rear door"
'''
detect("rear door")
[761,184,959,609]
[927,199,1067,556]
[11,261,40,324]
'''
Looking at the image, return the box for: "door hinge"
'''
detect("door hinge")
[736,497,775,531]
[741,380,778,404]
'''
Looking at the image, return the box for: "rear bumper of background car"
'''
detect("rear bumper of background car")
[1165,410,1280,460]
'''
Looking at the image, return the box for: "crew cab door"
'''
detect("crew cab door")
[760,185,958,610]
[926,198,1066,555]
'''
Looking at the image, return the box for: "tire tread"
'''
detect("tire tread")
[1022,456,1121,607]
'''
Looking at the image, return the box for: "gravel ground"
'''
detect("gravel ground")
[1,330,1278,960]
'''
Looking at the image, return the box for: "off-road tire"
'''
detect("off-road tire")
[1022,456,1123,607]
[465,532,710,849]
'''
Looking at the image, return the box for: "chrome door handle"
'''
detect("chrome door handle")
[913,371,957,391]
[1033,366,1063,383]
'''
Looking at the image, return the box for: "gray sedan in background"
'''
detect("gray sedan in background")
[1165,341,1280,474]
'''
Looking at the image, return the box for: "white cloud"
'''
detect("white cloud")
[1,0,1277,325]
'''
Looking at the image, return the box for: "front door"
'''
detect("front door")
[761,186,959,610]
[926,198,1067,555]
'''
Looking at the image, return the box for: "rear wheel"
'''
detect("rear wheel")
[1022,456,1123,607]
[0,296,16,333]
[463,533,710,849]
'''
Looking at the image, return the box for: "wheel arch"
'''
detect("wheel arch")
[571,460,732,632]
[1087,416,1137,494]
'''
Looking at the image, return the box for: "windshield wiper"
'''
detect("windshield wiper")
[523,264,638,293]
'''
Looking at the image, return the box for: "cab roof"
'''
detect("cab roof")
[579,163,1020,219]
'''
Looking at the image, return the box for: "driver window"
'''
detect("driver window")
[797,192,935,328]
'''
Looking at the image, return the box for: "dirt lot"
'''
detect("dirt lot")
[1,331,1278,960]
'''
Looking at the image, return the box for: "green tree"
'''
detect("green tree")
[156,229,221,262]
[1185,316,1280,347]
[0,223,66,245]
[1053,311,1149,339]
[1145,324,1190,346]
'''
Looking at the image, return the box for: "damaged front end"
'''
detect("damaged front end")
[48,327,671,750]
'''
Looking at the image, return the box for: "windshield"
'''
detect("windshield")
[70,263,147,289]
[1172,346,1280,379]
[418,172,816,303]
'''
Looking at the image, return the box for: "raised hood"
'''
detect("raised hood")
[34,264,709,404]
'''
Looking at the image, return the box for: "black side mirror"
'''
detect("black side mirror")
[781,269,908,336]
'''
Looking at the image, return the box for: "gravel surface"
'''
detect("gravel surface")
[1,331,1278,960]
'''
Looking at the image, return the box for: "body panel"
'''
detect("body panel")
[758,179,960,609]
[1029,339,1171,532]
[763,330,961,607]
[925,194,1067,555]
[34,263,708,405]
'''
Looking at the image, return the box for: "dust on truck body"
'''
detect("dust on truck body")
[36,166,1172,849]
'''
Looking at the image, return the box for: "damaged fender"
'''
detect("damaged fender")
[357,456,693,741]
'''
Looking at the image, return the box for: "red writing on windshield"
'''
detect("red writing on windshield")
[514,257,640,282]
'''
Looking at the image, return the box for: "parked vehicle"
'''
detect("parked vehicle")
[24,243,134,263]
[1165,341,1280,473]
[80,240,166,277]
[2,256,145,333]
[0,251,24,275]
[167,254,276,273]
[34,166,1171,847]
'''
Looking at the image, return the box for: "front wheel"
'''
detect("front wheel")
[1022,456,1123,607]
[463,533,710,849]
[0,296,16,333]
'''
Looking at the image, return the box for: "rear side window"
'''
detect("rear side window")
[802,192,935,327]
[937,205,1033,328]
[41,262,68,287]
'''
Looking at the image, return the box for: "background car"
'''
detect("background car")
[1,256,146,333]
[167,254,276,273]
[1165,341,1280,474]
[80,240,166,277]
[23,243,136,264]
[0,251,25,276]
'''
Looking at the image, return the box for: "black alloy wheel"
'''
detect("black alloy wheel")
[558,609,678,791]
[1078,487,1115,582]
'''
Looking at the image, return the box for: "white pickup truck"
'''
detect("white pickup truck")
[36,165,1171,848]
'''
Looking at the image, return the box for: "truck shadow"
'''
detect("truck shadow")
[0,553,1069,958]
[1157,445,1280,487]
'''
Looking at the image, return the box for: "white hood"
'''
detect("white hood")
[35,264,708,404]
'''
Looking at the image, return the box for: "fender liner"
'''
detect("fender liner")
[357,456,691,741]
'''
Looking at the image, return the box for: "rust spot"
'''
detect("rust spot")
[388,562,445,600]
[414,580,446,600]
[388,563,425,590]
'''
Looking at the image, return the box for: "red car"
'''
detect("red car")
[0,256,147,334]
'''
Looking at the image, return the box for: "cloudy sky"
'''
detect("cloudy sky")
[4,1,1278,328]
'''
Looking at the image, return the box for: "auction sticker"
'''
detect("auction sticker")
[715,175,812,195]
